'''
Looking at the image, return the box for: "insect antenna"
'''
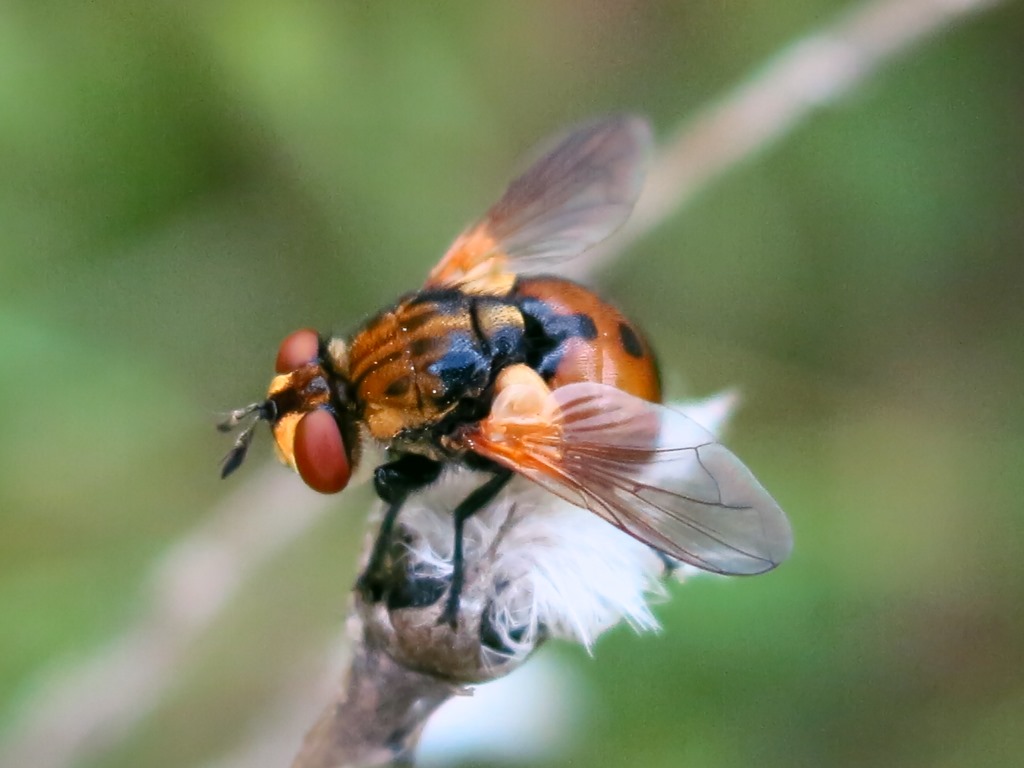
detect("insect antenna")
[218,400,276,478]
[217,402,265,432]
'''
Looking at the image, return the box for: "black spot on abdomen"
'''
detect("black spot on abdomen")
[518,296,600,379]
[568,313,598,340]
[618,322,645,358]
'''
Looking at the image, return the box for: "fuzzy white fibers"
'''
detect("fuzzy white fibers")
[389,392,737,660]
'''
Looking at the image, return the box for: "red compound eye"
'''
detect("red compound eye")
[294,409,350,494]
[276,328,320,374]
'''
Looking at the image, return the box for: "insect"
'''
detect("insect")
[220,116,793,626]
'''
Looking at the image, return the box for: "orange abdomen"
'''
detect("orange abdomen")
[514,277,661,403]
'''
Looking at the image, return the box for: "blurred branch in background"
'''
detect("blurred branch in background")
[0,0,1005,766]
[578,0,1005,277]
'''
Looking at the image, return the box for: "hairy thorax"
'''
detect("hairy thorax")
[346,290,526,446]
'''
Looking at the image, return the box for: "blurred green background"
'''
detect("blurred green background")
[2,1,1023,767]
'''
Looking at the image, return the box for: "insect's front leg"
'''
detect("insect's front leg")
[357,453,442,603]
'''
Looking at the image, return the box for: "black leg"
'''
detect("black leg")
[373,453,443,505]
[357,454,441,602]
[356,498,405,602]
[440,470,513,627]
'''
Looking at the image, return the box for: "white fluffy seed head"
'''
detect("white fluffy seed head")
[400,472,667,653]
[363,392,737,680]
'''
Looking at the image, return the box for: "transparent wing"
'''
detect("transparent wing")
[426,115,652,293]
[467,382,793,575]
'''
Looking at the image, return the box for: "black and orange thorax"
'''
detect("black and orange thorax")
[345,278,660,445]
[346,290,524,443]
